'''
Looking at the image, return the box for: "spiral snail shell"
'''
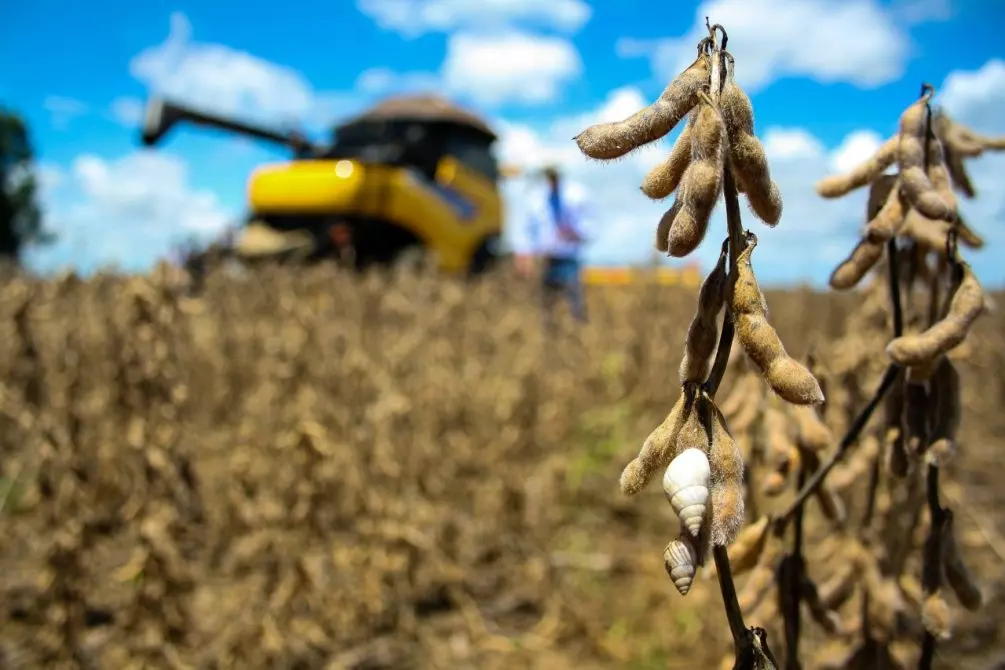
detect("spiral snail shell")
[664,534,699,596]
[662,447,711,538]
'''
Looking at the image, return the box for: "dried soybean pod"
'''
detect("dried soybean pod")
[815,135,898,198]
[935,112,984,157]
[663,90,726,257]
[724,514,771,577]
[574,52,710,160]
[680,239,728,384]
[902,209,952,254]
[955,214,984,249]
[897,95,954,221]
[641,117,694,199]
[789,404,833,452]
[944,146,977,197]
[829,237,885,291]
[818,556,861,610]
[718,66,782,226]
[927,356,961,465]
[865,178,907,242]
[922,592,952,640]
[729,235,824,405]
[886,262,986,366]
[801,575,844,635]
[941,511,982,610]
[620,393,689,495]
[708,401,745,547]
[737,534,783,612]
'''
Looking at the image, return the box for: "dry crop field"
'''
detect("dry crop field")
[1,260,1004,670]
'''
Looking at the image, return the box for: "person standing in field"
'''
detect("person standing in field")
[512,165,595,328]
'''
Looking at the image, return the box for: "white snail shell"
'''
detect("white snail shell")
[664,535,698,596]
[662,447,711,538]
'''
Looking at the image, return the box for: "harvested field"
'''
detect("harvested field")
[1,262,1003,669]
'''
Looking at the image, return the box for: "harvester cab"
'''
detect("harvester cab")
[140,93,513,274]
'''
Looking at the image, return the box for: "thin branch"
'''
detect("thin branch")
[775,363,900,529]
[918,465,948,669]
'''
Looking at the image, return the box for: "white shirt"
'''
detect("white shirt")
[510,180,596,260]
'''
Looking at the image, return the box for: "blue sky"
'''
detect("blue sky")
[2,0,1004,286]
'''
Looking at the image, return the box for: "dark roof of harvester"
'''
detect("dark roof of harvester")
[336,94,496,140]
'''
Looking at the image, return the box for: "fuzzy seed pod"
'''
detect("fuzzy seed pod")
[641,121,693,199]
[902,209,951,254]
[718,373,762,432]
[903,380,931,454]
[708,403,745,547]
[921,591,952,640]
[620,393,688,495]
[575,52,710,160]
[926,356,961,464]
[801,575,844,635]
[718,70,782,225]
[886,262,986,366]
[815,135,898,198]
[897,97,954,222]
[935,112,984,157]
[737,535,784,613]
[789,404,833,452]
[864,177,907,242]
[662,447,711,538]
[658,91,726,257]
[818,558,861,610]
[941,512,982,610]
[728,234,824,405]
[955,215,984,249]
[943,145,976,197]
[664,533,699,596]
[724,515,771,577]
[829,435,880,492]
[829,237,885,291]
[679,241,728,383]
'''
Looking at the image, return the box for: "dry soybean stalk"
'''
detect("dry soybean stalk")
[575,20,830,668]
[761,83,993,666]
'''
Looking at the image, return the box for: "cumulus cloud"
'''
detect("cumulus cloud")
[441,32,582,106]
[357,0,591,37]
[24,151,234,274]
[119,12,358,131]
[355,32,583,107]
[617,0,915,93]
[937,59,1005,134]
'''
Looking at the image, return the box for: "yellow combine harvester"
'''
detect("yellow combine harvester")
[139,94,514,275]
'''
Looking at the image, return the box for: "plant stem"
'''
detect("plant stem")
[777,234,905,530]
[918,464,947,669]
[774,363,899,529]
[704,167,747,400]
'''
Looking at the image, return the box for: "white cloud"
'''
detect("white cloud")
[937,59,1005,135]
[617,0,913,94]
[43,96,88,130]
[357,0,591,37]
[354,68,442,96]
[24,151,234,274]
[827,130,885,173]
[124,12,357,130]
[441,32,582,106]
[762,128,825,161]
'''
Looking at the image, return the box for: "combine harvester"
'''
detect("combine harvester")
[139,93,519,276]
